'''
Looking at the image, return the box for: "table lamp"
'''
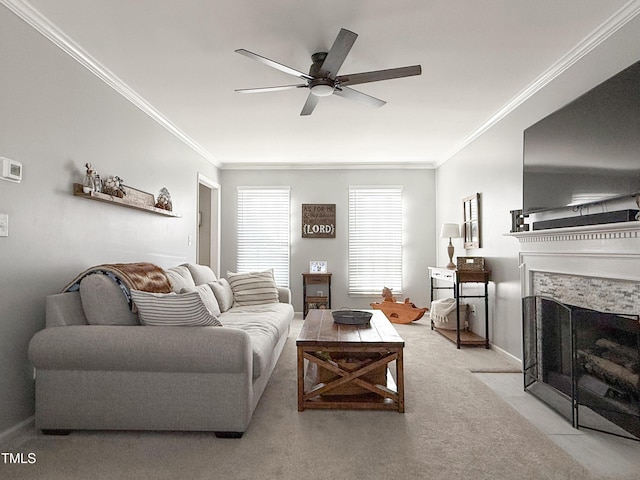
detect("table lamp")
[440,223,461,269]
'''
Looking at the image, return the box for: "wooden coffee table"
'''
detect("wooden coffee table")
[296,309,405,412]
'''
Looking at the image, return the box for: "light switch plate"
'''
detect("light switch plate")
[0,213,8,237]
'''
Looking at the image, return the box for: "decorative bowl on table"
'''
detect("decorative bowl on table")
[331,309,373,325]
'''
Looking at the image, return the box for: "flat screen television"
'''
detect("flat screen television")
[523,59,640,214]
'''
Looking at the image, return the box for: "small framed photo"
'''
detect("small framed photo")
[309,261,327,273]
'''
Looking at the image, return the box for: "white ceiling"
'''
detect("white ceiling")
[10,0,633,168]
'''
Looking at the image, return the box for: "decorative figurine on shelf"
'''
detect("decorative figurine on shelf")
[155,187,173,211]
[103,175,126,198]
[370,286,428,324]
[82,163,96,194]
[93,172,102,193]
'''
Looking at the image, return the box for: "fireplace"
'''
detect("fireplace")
[523,295,640,440]
[512,221,640,440]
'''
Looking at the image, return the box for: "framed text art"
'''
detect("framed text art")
[462,193,481,249]
[302,204,336,238]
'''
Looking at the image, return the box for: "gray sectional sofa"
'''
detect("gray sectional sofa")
[28,263,294,438]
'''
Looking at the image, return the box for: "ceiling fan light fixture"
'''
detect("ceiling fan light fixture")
[310,84,334,97]
[235,28,422,115]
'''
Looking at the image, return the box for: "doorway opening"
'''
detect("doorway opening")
[197,173,220,277]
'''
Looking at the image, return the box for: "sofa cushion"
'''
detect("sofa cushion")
[209,278,234,312]
[227,270,279,306]
[131,289,222,327]
[46,292,88,327]
[181,284,221,318]
[184,263,217,285]
[164,265,196,293]
[79,274,139,326]
[220,302,294,378]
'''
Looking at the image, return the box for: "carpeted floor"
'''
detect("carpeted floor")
[0,319,614,479]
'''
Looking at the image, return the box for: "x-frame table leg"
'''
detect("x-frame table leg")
[297,346,404,412]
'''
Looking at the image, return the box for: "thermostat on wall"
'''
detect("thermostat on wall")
[1,157,22,183]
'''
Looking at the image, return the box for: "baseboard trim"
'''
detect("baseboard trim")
[0,416,35,450]
[491,343,523,367]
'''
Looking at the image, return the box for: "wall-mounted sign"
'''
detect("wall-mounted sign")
[302,204,336,238]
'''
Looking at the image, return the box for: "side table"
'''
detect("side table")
[302,273,332,316]
[428,267,491,349]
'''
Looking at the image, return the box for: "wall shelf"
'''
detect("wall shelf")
[73,183,181,217]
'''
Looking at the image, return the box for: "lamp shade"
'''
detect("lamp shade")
[440,223,460,238]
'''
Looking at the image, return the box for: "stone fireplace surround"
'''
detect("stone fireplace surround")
[513,221,640,439]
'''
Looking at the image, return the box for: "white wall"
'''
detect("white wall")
[435,14,640,358]
[0,6,219,436]
[221,168,436,313]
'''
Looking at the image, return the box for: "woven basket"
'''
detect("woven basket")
[457,256,485,271]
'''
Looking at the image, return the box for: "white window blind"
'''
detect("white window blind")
[348,186,403,296]
[237,187,290,287]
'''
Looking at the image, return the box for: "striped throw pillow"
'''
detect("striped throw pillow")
[226,270,279,306]
[130,289,222,327]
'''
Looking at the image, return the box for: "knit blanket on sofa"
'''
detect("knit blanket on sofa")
[63,262,172,309]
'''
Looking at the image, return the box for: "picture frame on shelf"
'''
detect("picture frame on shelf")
[309,261,327,273]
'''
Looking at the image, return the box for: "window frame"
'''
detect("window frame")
[236,186,290,288]
[348,185,403,296]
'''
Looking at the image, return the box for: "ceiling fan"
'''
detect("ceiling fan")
[235,28,422,116]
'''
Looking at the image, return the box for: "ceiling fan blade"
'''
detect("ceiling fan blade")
[235,49,313,81]
[337,65,422,86]
[300,92,320,116]
[235,85,308,93]
[333,87,386,108]
[319,28,358,79]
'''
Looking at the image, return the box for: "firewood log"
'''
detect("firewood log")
[579,350,640,394]
[594,338,640,373]
[601,351,640,374]
[595,338,639,361]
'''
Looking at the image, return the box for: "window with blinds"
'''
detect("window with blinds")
[348,186,403,296]
[236,187,290,287]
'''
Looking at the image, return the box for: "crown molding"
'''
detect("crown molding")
[1,0,221,168]
[221,161,436,171]
[434,0,640,168]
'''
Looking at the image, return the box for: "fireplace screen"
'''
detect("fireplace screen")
[523,296,640,441]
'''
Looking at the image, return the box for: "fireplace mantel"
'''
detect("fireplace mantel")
[509,222,640,245]
[509,222,640,313]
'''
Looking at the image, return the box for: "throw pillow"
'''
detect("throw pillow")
[79,274,139,325]
[130,289,222,327]
[184,263,217,285]
[164,265,196,293]
[181,284,221,317]
[226,270,279,306]
[209,278,234,312]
